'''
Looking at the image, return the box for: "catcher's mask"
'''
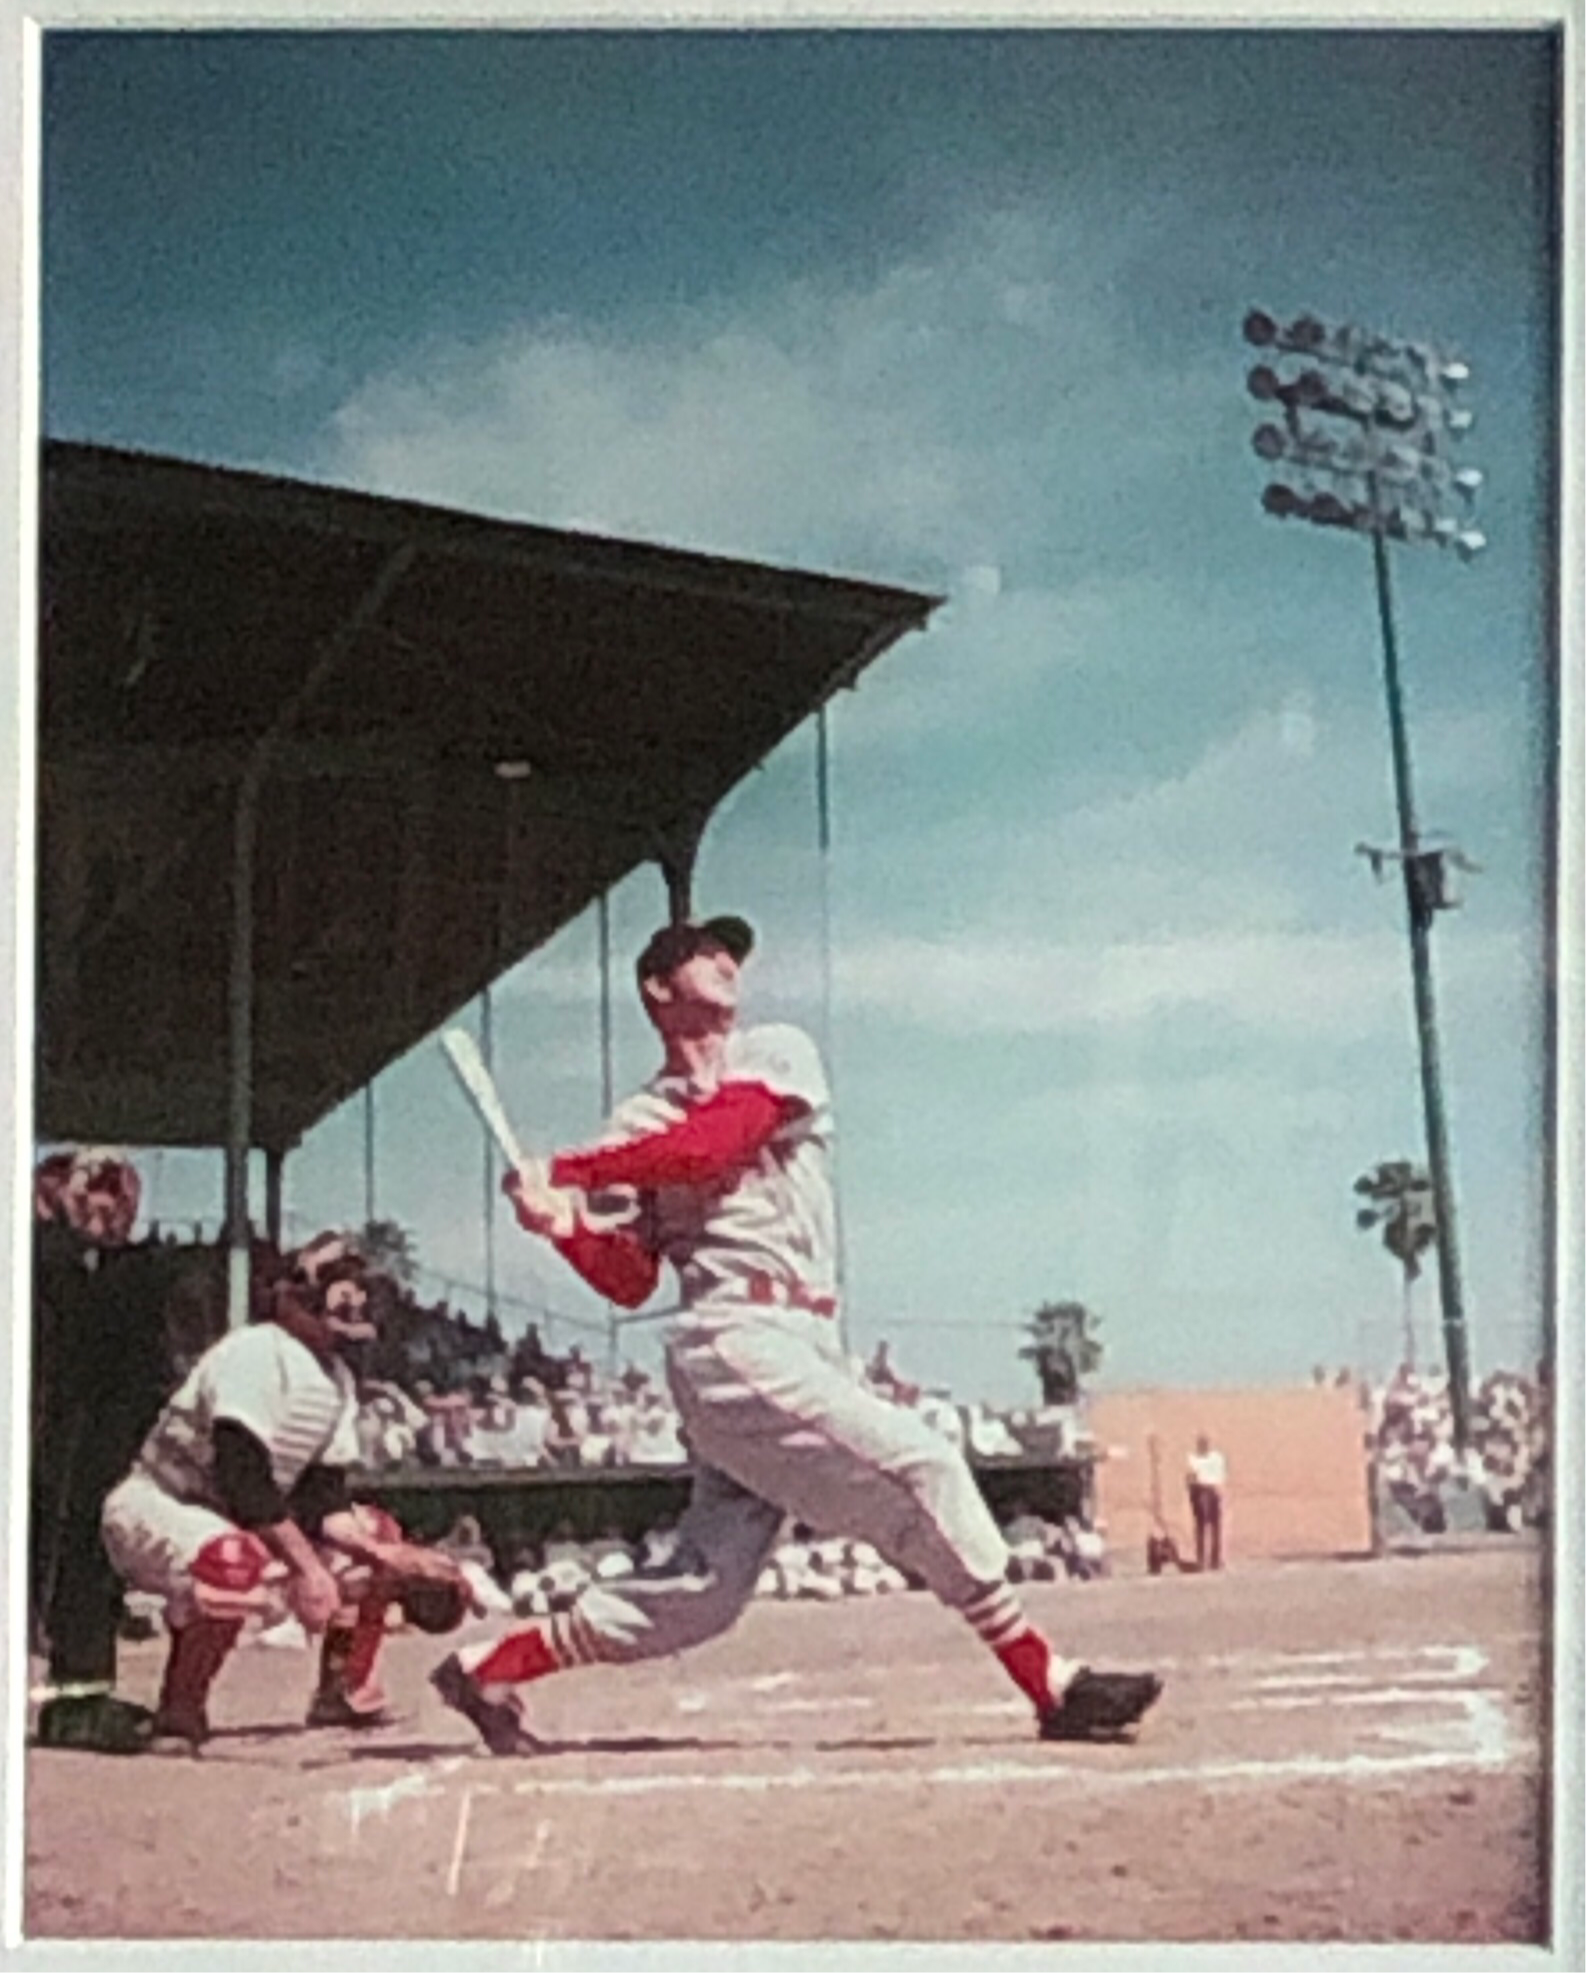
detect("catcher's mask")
[284,1233,376,1349]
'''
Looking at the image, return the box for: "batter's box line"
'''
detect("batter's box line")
[486,1740,1530,1804]
[1168,1642,1492,1676]
[1228,1684,1508,1712]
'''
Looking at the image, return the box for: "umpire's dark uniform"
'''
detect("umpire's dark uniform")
[31,1226,184,1750]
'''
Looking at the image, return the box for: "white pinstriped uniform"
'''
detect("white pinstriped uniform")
[127,1323,360,1508]
[600,1024,839,1312]
[534,1023,1020,1673]
[101,1324,361,1624]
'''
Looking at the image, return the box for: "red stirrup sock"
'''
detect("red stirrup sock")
[958,1582,1079,1712]
[458,1615,579,1688]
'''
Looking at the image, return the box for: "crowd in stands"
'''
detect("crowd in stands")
[348,1334,1088,1477]
[1368,1362,1548,1535]
[353,1356,689,1472]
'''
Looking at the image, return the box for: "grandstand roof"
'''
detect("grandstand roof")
[36,441,938,1151]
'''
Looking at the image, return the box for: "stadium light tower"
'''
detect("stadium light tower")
[1242,306,1482,1450]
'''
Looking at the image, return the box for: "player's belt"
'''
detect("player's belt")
[744,1272,838,1319]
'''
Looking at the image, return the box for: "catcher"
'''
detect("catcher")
[100,1231,472,1748]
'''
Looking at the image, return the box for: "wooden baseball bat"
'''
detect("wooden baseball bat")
[440,1028,531,1171]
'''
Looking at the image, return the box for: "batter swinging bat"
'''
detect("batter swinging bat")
[440,1028,531,1172]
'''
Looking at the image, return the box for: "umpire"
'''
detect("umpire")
[30,1151,189,1754]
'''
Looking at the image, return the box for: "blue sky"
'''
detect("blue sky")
[34,26,1562,1405]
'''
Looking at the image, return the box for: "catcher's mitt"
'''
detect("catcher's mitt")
[366,1536,478,1633]
[398,1573,472,1635]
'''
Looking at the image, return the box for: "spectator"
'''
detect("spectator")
[468,1378,520,1468]
[630,1393,687,1466]
[543,1393,583,1469]
[1186,1434,1227,1571]
[437,1514,497,1576]
[506,1380,552,1467]
[579,1401,616,1469]
[563,1345,593,1396]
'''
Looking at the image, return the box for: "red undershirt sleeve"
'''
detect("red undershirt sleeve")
[551,1222,661,1309]
[550,1082,802,1193]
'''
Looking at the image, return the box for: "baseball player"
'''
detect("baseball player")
[430,915,1161,1752]
[101,1232,471,1748]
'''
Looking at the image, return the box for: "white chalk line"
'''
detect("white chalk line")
[490,1739,1531,1802]
[323,1725,1536,1840]
[668,1638,1523,1716]
[342,1768,442,1833]
[445,1786,475,1898]
[1252,1644,1488,1688]
[1230,1684,1504,1713]
[676,1640,1509,1724]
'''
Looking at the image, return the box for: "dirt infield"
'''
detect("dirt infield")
[24,1543,1547,1945]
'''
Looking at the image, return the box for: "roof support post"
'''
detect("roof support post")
[480,982,497,1321]
[264,1147,285,1248]
[815,701,850,1354]
[224,545,416,1325]
[655,811,708,925]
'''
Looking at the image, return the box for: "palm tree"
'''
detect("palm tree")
[1018,1300,1104,1406]
[1352,1161,1437,1369]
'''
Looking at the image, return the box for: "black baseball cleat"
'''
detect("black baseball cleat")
[35,1693,156,1756]
[305,1690,402,1730]
[429,1652,539,1756]
[1039,1667,1164,1743]
[150,1701,211,1754]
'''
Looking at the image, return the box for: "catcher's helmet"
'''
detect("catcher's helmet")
[280,1232,376,1349]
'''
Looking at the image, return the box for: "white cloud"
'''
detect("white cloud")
[831,922,1520,1043]
[314,200,1224,592]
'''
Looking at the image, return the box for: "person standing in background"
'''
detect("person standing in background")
[1186,1434,1227,1572]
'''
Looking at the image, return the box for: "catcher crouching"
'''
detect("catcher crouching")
[100,1232,471,1748]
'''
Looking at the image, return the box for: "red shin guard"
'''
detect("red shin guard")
[158,1617,242,1722]
[317,1594,390,1706]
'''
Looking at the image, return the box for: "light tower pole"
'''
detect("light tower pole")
[1243,307,1484,1449]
